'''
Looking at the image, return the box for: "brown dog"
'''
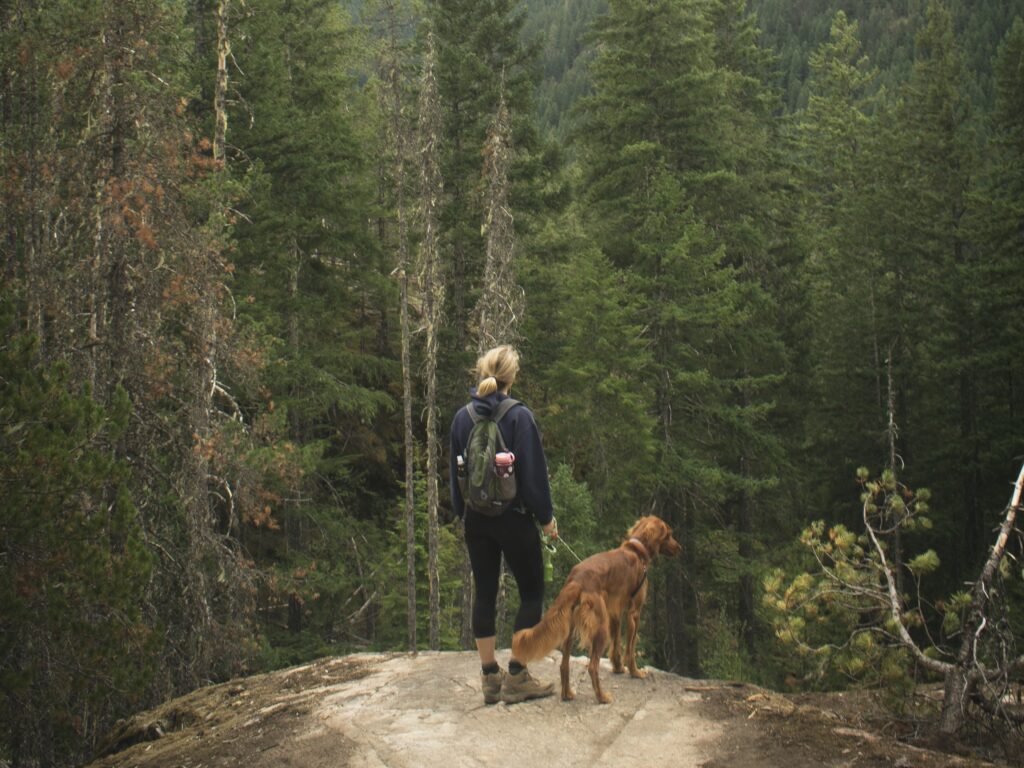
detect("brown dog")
[511,515,681,703]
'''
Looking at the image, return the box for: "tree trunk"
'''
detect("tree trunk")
[459,528,474,649]
[681,498,700,676]
[495,558,508,644]
[381,0,418,653]
[401,265,418,652]
[939,666,970,734]
[426,330,441,650]
[288,593,303,634]
[213,0,229,164]
[474,80,521,352]
[288,236,301,354]
[418,34,444,650]
[886,344,905,596]
[104,8,130,395]
[737,485,755,659]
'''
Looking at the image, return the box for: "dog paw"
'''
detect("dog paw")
[612,665,625,674]
[597,692,613,704]
[562,689,575,701]
[629,668,647,679]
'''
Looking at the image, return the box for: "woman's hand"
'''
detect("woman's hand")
[542,517,558,539]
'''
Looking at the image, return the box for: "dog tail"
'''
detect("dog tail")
[511,580,583,663]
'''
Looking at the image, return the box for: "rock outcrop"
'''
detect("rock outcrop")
[87,651,983,768]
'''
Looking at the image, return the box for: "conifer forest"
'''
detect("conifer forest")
[3,0,1024,764]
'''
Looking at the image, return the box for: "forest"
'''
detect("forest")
[2,0,1024,765]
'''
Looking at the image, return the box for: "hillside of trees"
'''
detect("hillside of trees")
[524,0,1024,134]
[2,0,1024,765]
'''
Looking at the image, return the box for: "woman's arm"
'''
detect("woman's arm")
[449,416,465,519]
[512,408,554,526]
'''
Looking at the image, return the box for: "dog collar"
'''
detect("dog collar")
[626,538,649,598]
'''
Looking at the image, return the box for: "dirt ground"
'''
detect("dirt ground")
[86,651,1012,768]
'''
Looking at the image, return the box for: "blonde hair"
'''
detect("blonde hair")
[475,345,520,396]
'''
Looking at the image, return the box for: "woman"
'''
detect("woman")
[450,345,558,704]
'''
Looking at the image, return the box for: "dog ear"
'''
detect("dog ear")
[657,520,682,556]
[654,519,669,552]
[626,516,648,540]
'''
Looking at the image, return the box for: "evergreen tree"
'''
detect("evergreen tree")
[963,16,1024,551]
[882,1,981,580]
[1,0,257,720]
[371,0,420,653]
[0,314,152,765]
[519,213,656,531]
[228,0,396,651]
[475,80,524,352]
[793,11,887,519]
[577,0,788,673]
[428,0,539,377]
[417,31,446,651]
[703,0,789,663]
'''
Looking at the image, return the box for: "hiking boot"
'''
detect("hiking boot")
[500,667,554,704]
[482,667,505,704]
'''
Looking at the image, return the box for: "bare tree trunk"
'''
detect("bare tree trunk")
[474,75,523,354]
[472,77,523,650]
[450,114,467,354]
[183,0,231,671]
[459,522,474,649]
[869,283,883,418]
[737,456,755,658]
[681,497,700,676]
[289,236,301,353]
[418,33,444,650]
[213,0,230,164]
[103,8,130,395]
[939,665,971,735]
[495,561,508,643]
[886,344,904,595]
[381,0,418,652]
[89,186,104,391]
[399,163,418,653]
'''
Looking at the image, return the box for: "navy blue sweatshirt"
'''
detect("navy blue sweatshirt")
[449,391,554,525]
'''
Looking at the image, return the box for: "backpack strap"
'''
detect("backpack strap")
[465,398,520,453]
[465,398,520,424]
[491,397,520,423]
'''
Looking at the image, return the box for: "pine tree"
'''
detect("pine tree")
[963,15,1024,548]
[519,213,656,531]
[228,0,396,650]
[1,0,257,713]
[376,0,420,654]
[0,313,153,766]
[475,78,524,352]
[882,1,981,579]
[428,0,539,375]
[577,0,789,673]
[793,11,888,518]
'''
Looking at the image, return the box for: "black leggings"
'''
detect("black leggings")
[464,508,545,638]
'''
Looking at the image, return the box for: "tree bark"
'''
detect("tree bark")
[418,33,444,650]
[213,0,230,164]
[737,472,755,659]
[459,523,474,649]
[474,79,521,352]
[939,665,971,735]
[381,0,418,653]
[886,345,904,596]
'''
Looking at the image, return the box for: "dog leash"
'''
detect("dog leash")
[542,531,583,564]
[556,536,584,564]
